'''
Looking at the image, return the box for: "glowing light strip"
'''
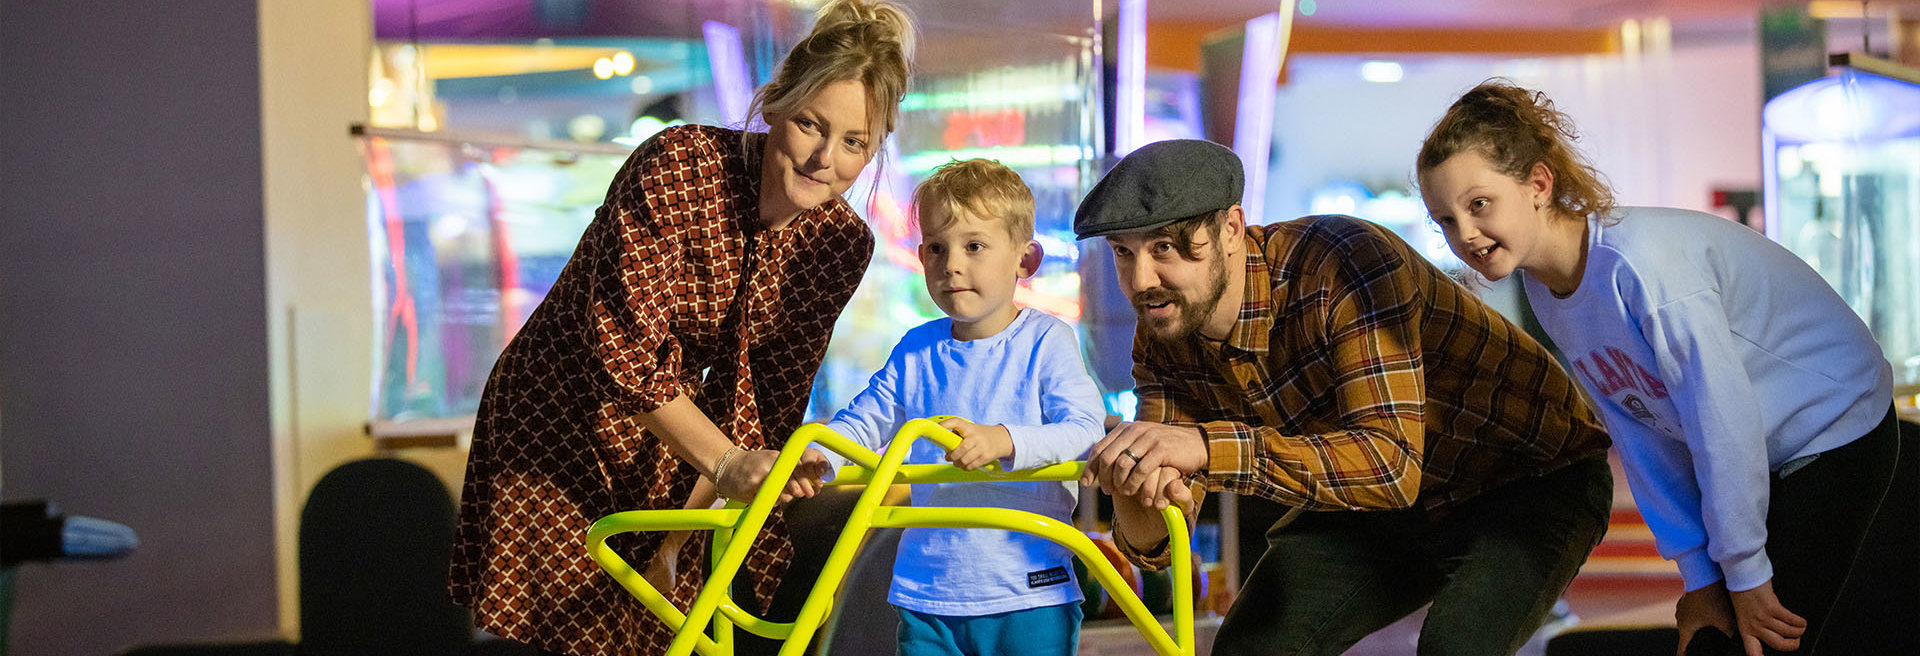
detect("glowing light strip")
[899,145,1093,175]
[1115,0,1147,156]
[1234,9,1290,225]
[900,85,1083,112]
[703,21,751,128]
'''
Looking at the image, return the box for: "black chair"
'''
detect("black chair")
[298,457,471,656]
[123,457,474,656]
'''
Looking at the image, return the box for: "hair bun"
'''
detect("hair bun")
[811,0,915,62]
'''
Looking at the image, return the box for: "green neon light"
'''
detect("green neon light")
[899,84,1084,112]
[901,144,1093,174]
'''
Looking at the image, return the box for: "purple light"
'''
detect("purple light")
[1115,0,1146,156]
[703,20,752,129]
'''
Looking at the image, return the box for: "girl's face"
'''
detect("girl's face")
[1418,150,1554,282]
[761,79,877,229]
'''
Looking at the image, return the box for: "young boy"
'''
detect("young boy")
[814,158,1105,656]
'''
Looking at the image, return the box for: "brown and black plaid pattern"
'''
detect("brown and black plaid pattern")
[449,125,874,655]
[1119,216,1608,565]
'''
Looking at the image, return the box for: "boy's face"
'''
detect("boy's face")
[917,207,1039,339]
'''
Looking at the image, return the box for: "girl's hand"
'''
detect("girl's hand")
[1675,582,1738,656]
[1729,580,1806,656]
[939,418,1014,470]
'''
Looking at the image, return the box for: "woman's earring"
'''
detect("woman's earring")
[1534,200,1543,210]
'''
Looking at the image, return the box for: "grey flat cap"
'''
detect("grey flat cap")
[1074,139,1244,239]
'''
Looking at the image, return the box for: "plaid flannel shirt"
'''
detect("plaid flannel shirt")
[1116,215,1610,568]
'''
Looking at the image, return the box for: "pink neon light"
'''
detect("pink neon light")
[1115,0,1146,156]
[703,21,752,128]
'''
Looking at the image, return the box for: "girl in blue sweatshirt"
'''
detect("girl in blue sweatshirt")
[1416,80,1915,656]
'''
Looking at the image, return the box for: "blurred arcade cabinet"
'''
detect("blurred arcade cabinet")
[1762,52,1920,421]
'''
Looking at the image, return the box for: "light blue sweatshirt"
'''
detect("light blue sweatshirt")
[822,308,1106,615]
[1523,207,1891,593]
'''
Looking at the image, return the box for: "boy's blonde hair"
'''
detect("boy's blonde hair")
[913,158,1036,242]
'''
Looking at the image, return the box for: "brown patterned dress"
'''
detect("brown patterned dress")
[449,124,875,655]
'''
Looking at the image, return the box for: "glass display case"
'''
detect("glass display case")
[805,11,1105,417]
[360,1,1108,427]
[359,128,630,423]
[1762,59,1920,411]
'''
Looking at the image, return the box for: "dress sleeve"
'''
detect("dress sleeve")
[749,209,877,441]
[585,130,709,411]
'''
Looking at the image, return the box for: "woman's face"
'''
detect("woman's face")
[760,79,876,229]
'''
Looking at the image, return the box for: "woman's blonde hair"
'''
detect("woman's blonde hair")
[749,0,915,143]
[1418,79,1616,222]
[913,158,1036,242]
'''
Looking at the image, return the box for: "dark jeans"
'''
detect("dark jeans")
[1758,406,1918,656]
[1213,457,1613,656]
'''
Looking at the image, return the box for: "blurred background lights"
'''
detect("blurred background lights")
[369,77,394,107]
[567,114,607,142]
[1360,61,1403,83]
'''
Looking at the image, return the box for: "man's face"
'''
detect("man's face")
[1107,225,1231,343]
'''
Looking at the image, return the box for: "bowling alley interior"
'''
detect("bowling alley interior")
[3,1,1918,655]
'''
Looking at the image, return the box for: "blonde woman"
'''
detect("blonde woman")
[448,3,914,653]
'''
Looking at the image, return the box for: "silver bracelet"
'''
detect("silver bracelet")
[710,446,746,484]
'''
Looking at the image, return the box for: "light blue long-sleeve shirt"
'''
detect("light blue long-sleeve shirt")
[1523,207,1891,593]
[822,308,1106,615]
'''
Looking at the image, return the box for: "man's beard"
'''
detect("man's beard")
[1132,244,1230,346]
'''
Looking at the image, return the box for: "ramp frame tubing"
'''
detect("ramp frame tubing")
[586,417,1195,656]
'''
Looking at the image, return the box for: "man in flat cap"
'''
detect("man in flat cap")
[1076,139,1614,655]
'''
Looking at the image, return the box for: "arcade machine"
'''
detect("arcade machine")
[359,130,630,428]
[1762,52,1920,420]
[810,20,1105,420]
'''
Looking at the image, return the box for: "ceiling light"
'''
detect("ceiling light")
[1360,61,1403,83]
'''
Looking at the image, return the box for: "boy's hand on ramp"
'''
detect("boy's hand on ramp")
[939,417,1014,470]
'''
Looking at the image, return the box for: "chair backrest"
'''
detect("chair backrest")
[299,458,469,656]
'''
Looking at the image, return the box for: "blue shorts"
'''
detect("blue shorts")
[896,602,1083,656]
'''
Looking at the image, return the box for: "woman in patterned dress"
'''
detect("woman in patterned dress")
[449,3,914,653]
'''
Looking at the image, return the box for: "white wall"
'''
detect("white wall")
[0,3,279,654]
[258,0,376,636]
[1264,21,1763,226]
[0,2,387,651]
